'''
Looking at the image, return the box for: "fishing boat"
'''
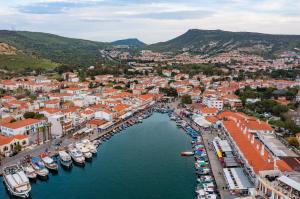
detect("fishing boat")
[20,163,37,181]
[68,148,85,166]
[2,165,31,198]
[58,150,72,168]
[31,156,49,180]
[40,153,58,172]
[82,139,97,154]
[75,142,93,160]
[180,151,194,156]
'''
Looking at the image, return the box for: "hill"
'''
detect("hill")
[0,30,111,67]
[148,29,300,55]
[112,38,146,47]
[0,42,57,73]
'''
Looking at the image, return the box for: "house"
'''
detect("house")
[0,134,29,156]
[95,109,113,122]
[86,119,108,131]
[198,106,218,117]
[48,114,72,138]
[202,94,224,110]
[44,99,61,109]
[0,118,46,136]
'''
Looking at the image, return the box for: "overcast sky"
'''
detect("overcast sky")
[1,0,300,44]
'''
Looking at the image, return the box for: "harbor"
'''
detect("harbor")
[0,112,196,199]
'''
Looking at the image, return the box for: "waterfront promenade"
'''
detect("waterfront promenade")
[174,107,235,199]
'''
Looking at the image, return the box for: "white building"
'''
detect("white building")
[202,95,223,110]
[95,110,113,122]
[0,118,46,136]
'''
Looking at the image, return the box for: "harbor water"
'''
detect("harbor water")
[0,113,196,199]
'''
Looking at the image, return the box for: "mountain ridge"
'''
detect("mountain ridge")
[112,38,146,46]
[148,29,300,54]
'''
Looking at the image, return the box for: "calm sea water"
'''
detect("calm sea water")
[0,113,195,199]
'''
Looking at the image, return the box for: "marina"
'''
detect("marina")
[0,112,196,199]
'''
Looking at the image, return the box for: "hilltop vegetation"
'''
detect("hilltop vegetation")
[0,30,111,67]
[112,38,146,47]
[148,29,300,55]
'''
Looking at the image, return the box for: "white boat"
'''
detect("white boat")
[21,164,37,180]
[68,148,85,165]
[40,153,58,172]
[2,165,31,198]
[75,142,93,160]
[58,150,72,168]
[82,139,97,154]
[31,157,49,180]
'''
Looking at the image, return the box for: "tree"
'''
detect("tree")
[181,95,192,104]
[23,112,35,119]
[14,144,22,153]
[287,137,300,148]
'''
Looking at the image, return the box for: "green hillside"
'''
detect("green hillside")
[148,29,300,54]
[112,38,146,47]
[0,54,58,73]
[0,30,111,67]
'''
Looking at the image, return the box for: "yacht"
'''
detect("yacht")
[30,156,49,180]
[68,148,85,166]
[40,153,58,172]
[58,150,73,168]
[2,165,31,198]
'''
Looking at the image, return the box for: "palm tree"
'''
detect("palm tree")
[36,127,42,145]
[42,126,46,142]
[47,122,52,141]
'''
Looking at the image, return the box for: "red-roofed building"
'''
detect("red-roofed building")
[0,118,46,136]
[0,134,29,156]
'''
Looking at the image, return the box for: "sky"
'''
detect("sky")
[0,0,300,44]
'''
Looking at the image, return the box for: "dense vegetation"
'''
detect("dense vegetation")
[112,38,146,47]
[0,30,111,67]
[158,63,227,76]
[0,54,57,73]
[236,86,300,134]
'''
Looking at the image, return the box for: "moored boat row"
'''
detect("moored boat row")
[169,112,219,199]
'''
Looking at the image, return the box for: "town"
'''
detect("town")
[1,45,300,199]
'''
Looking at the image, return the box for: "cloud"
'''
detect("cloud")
[1,0,300,43]
[130,10,213,20]
[18,1,100,14]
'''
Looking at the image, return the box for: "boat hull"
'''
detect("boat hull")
[3,177,31,198]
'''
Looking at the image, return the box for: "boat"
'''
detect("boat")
[92,139,101,148]
[40,153,58,172]
[20,163,37,181]
[82,139,97,154]
[31,156,49,180]
[68,148,85,166]
[58,151,73,168]
[180,151,194,156]
[75,142,93,160]
[2,165,31,198]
